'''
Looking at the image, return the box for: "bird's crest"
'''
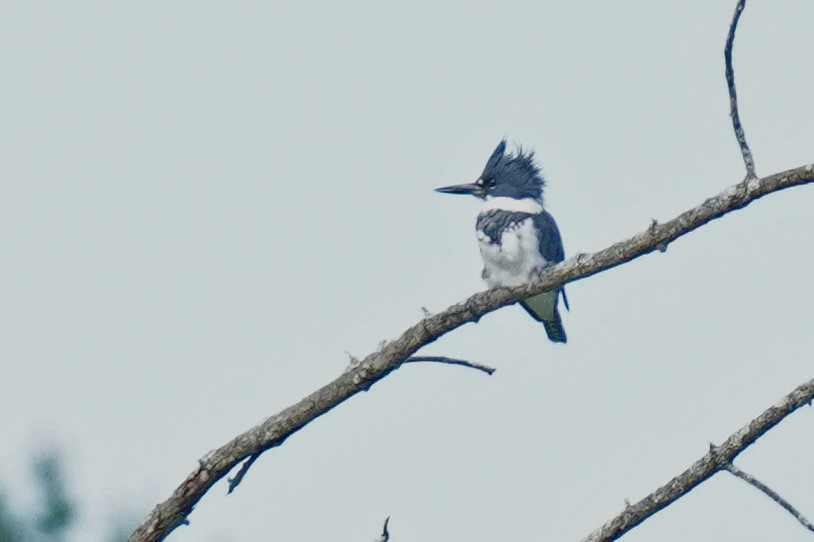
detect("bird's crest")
[481,139,546,201]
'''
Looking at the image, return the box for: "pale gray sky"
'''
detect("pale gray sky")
[2,1,813,541]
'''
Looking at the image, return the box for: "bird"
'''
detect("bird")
[436,139,569,343]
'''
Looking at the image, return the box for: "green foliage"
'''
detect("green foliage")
[32,452,76,541]
[0,451,75,542]
[0,450,136,542]
[0,493,25,542]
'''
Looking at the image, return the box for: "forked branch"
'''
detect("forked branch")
[581,377,814,542]
[128,164,814,542]
[128,0,813,539]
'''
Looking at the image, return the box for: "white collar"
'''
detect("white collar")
[481,196,543,214]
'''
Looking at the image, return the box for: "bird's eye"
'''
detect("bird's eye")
[476,178,496,190]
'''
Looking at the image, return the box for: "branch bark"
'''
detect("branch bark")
[128,163,814,542]
[581,377,814,542]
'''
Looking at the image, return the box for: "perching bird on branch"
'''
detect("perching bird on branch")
[436,140,569,343]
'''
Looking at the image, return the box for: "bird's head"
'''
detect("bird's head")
[436,139,545,202]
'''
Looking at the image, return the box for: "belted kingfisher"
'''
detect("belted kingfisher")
[436,140,569,343]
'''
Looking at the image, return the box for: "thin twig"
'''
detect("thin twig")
[724,462,814,533]
[405,356,496,375]
[725,0,757,178]
[227,453,259,494]
[581,376,814,542]
[376,516,391,542]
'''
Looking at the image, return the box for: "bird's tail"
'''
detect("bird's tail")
[542,310,567,344]
[519,291,567,344]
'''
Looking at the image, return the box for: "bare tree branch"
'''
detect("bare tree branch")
[405,356,496,375]
[581,377,814,542]
[724,462,814,533]
[128,163,814,542]
[725,0,757,178]
[222,355,494,494]
[127,0,814,537]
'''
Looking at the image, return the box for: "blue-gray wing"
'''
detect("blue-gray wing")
[532,211,565,264]
[532,211,569,310]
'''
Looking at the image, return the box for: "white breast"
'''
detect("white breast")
[477,217,547,287]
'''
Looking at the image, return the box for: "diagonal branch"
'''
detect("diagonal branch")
[128,164,814,542]
[581,377,814,542]
[125,3,814,540]
[725,0,757,178]
[724,462,814,533]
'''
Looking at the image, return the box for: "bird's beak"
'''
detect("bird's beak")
[435,181,483,197]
